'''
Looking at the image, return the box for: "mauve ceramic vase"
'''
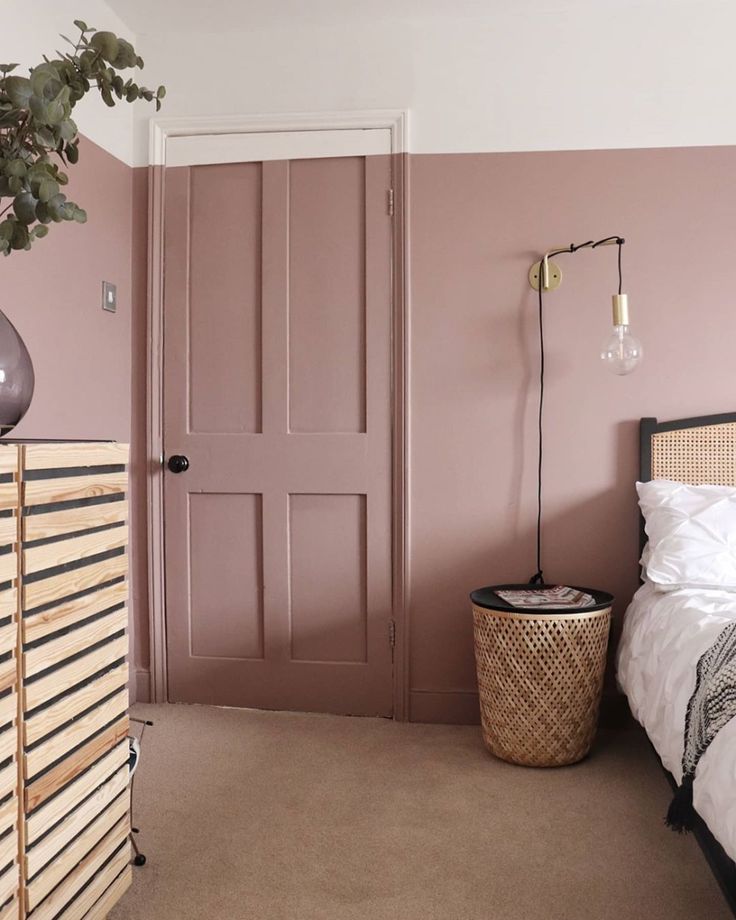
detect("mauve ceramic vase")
[0,310,34,436]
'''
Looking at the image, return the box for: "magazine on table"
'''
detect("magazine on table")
[496,585,595,610]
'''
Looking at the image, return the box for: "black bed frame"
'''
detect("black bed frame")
[640,412,736,916]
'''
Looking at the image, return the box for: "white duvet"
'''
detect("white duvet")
[617,580,736,862]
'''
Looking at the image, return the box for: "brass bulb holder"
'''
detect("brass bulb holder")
[612,293,629,326]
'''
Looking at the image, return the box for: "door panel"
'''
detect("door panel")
[189,162,263,434]
[189,493,264,660]
[289,493,367,663]
[163,153,394,716]
[288,157,366,433]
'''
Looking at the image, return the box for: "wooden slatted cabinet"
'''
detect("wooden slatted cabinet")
[0,445,21,920]
[0,442,132,920]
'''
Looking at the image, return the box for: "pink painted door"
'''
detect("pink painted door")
[162,154,394,716]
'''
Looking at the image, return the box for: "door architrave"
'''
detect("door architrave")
[145,111,410,716]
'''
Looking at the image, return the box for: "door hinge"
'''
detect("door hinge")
[388,618,396,650]
[387,188,395,217]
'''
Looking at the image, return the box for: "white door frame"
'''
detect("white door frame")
[146,110,411,716]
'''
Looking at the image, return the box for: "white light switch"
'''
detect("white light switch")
[102,281,117,313]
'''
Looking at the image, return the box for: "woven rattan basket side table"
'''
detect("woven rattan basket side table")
[470,585,613,768]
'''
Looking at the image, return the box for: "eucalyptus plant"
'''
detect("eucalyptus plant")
[0,20,165,256]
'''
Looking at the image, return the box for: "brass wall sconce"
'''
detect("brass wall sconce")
[526,235,642,585]
[529,236,643,376]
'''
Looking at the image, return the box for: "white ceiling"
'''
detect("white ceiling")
[104,0,675,35]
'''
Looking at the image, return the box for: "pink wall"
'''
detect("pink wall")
[10,138,734,719]
[408,146,736,721]
[2,138,132,441]
[0,136,143,697]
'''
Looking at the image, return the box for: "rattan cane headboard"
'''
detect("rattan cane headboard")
[640,412,736,486]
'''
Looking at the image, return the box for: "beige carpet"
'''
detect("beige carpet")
[108,704,730,920]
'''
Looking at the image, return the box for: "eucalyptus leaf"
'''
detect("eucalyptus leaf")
[0,19,165,256]
[4,76,32,107]
[58,117,77,142]
[36,201,55,223]
[46,193,68,222]
[13,192,39,225]
[10,222,29,250]
[5,159,27,179]
[89,31,120,62]
[37,178,59,203]
[34,126,57,147]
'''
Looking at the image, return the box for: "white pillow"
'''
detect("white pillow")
[636,479,736,591]
[640,541,651,576]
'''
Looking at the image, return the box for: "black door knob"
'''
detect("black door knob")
[167,454,190,474]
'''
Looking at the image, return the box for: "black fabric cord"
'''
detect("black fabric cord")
[528,236,625,586]
[529,267,545,585]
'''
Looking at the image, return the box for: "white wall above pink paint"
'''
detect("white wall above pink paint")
[109,0,736,166]
[8,1,736,167]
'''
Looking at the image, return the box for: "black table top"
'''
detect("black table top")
[470,584,614,614]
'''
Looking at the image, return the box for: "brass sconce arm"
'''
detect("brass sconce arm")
[531,236,625,292]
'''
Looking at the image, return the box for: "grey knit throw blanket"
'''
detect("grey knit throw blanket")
[666,621,736,833]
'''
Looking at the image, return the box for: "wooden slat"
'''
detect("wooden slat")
[0,591,16,623]
[22,554,127,612]
[25,768,128,878]
[23,526,128,578]
[79,863,132,920]
[0,518,17,550]
[25,664,128,748]
[22,444,129,472]
[0,830,16,878]
[22,473,126,509]
[0,864,18,916]
[0,896,18,920]
[27,793,129,910]
[24,607,128,680]
[24,636,127,713]
[0,798,16,839]
[0,763,15,803]
[0,695,15,734]
[25,718,128,813]
[0,448,18,478]
[0,488,16,515]
[0,727,15,766]
[0,660,14,698]
[25,818,127,920]
[23,581,128,646]
[23,501,128,544]
[25,689,128,779]
[0,626,14,661]
[26,742,128,844]
[0,556,15,588]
